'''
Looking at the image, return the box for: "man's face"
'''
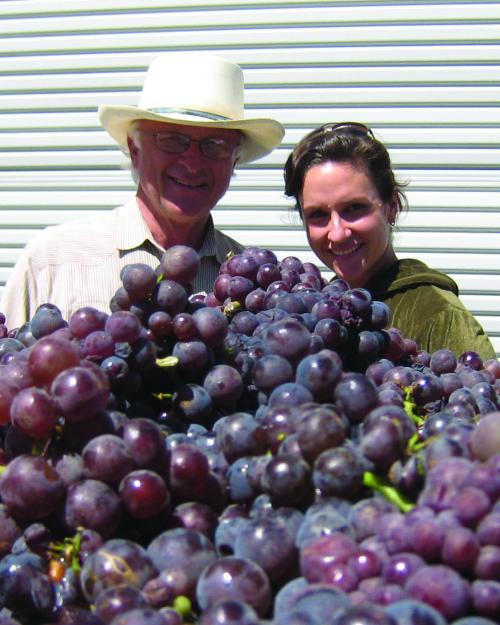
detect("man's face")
[128,121,241,226]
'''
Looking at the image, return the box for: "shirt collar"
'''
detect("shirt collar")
[115,197,221,261]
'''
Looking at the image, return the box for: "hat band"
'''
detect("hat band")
[148,107,232,121]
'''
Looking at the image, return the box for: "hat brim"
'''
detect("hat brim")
[98,105,285,165]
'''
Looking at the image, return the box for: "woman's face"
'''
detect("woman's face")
[301,160,397,288]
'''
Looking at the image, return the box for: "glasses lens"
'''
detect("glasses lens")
[200,138,235,159]
[155,132,190,153]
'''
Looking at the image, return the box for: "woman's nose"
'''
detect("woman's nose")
[327,215,351,243]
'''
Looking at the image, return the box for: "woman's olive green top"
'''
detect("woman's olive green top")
[364,259,496,361]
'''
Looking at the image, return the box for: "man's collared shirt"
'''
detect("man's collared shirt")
[1,198,244,329]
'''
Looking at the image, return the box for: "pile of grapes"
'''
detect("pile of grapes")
[0,245,498,625]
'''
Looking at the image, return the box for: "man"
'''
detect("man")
[1,53,284,329]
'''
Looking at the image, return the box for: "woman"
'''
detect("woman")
[283,122,496,361]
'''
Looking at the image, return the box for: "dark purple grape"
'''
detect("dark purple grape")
[94,584,150,624]
[299,531,358,585]
[295,349,342,402]
[153,280,188,316]
[196,556,272,617]
[27,335,81,385]
[0,504,22,558]
[430,348,458,375]
[334,373,378,423]
[471,580,500,619]
[168,442,210,500]
[203,364,244,409]
[295,404,346,463]
[268,382,314,409]
[404,564,471,621]
[63,478,122,538]
[469,412,500,461]
[9,386,58,439]
[171,312,198,340]
[226,253,259,281]
[256,263,282,289]
[261,452,311,507]
[313,444,364,498]
[51,365,110,423]
[172,339,210,375]
[119,469,170,519]
[147,528,217,601]
[82,434,135,485]
[385,599,447,625]
[159,245,200,286]
[172,383,214,426]
[81,538,157,603]
[120,263,158,302]
[198,599,260,625]
[0,454,65,520]
[30,304,68,339]
[170,501,218,540]
[264,318,311,364]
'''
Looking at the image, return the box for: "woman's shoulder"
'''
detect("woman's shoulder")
[369,258,459,300]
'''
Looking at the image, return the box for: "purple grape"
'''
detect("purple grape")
[295,404,346,464]
[159,245,200,286]
[469,412,500,461]
[382,552,426,586]
[196,556,272,617]
[251,353,294,394]
[203,364,244,409]
[334,373,378,423]
[405,565,471,621]
[0,454,65,520]
[119,469,170,519]
[471,580,500,619]
[147,528,217,601]
[9,386,58,439]
[62,478,122,538]
[313,445,364,498]
[51,364,110,423]
[153,279,188,316]
[385,599,447,625]
[94,584,150,624]
[80,538,157,603]
[27,334,81,385]
[295,349,342,402]
[198,599,260,625]
[120,263,158,302]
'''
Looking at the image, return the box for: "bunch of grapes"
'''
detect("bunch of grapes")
[0,245,498,625]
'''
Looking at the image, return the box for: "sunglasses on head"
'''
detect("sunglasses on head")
[319,122,375,139]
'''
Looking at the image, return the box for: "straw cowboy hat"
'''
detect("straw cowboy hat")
[98,52,285,165]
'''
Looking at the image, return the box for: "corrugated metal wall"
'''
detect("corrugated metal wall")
[0,0,499,355]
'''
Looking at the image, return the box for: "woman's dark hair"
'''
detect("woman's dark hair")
[284,123,408,219]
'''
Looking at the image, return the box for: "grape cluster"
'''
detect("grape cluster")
[0,245,498,625]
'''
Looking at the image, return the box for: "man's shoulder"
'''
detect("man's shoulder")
[23,205,126,264]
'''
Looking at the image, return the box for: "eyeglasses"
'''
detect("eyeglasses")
[320,122,375,139]
[137,129,241,160]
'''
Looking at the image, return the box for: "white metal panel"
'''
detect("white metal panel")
[0,0,498,355]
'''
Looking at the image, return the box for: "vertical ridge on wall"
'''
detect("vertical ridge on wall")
[0,0,499,354]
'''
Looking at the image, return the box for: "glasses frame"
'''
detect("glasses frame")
[136,129,242,160]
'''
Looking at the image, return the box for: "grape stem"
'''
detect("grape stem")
[403,387,426,427]
[363,471,415,513]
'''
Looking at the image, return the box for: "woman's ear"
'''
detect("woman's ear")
[387,191,399,225]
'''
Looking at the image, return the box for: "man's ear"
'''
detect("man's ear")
[127,134,140,168]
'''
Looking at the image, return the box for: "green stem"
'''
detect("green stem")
[363,471,415,513]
